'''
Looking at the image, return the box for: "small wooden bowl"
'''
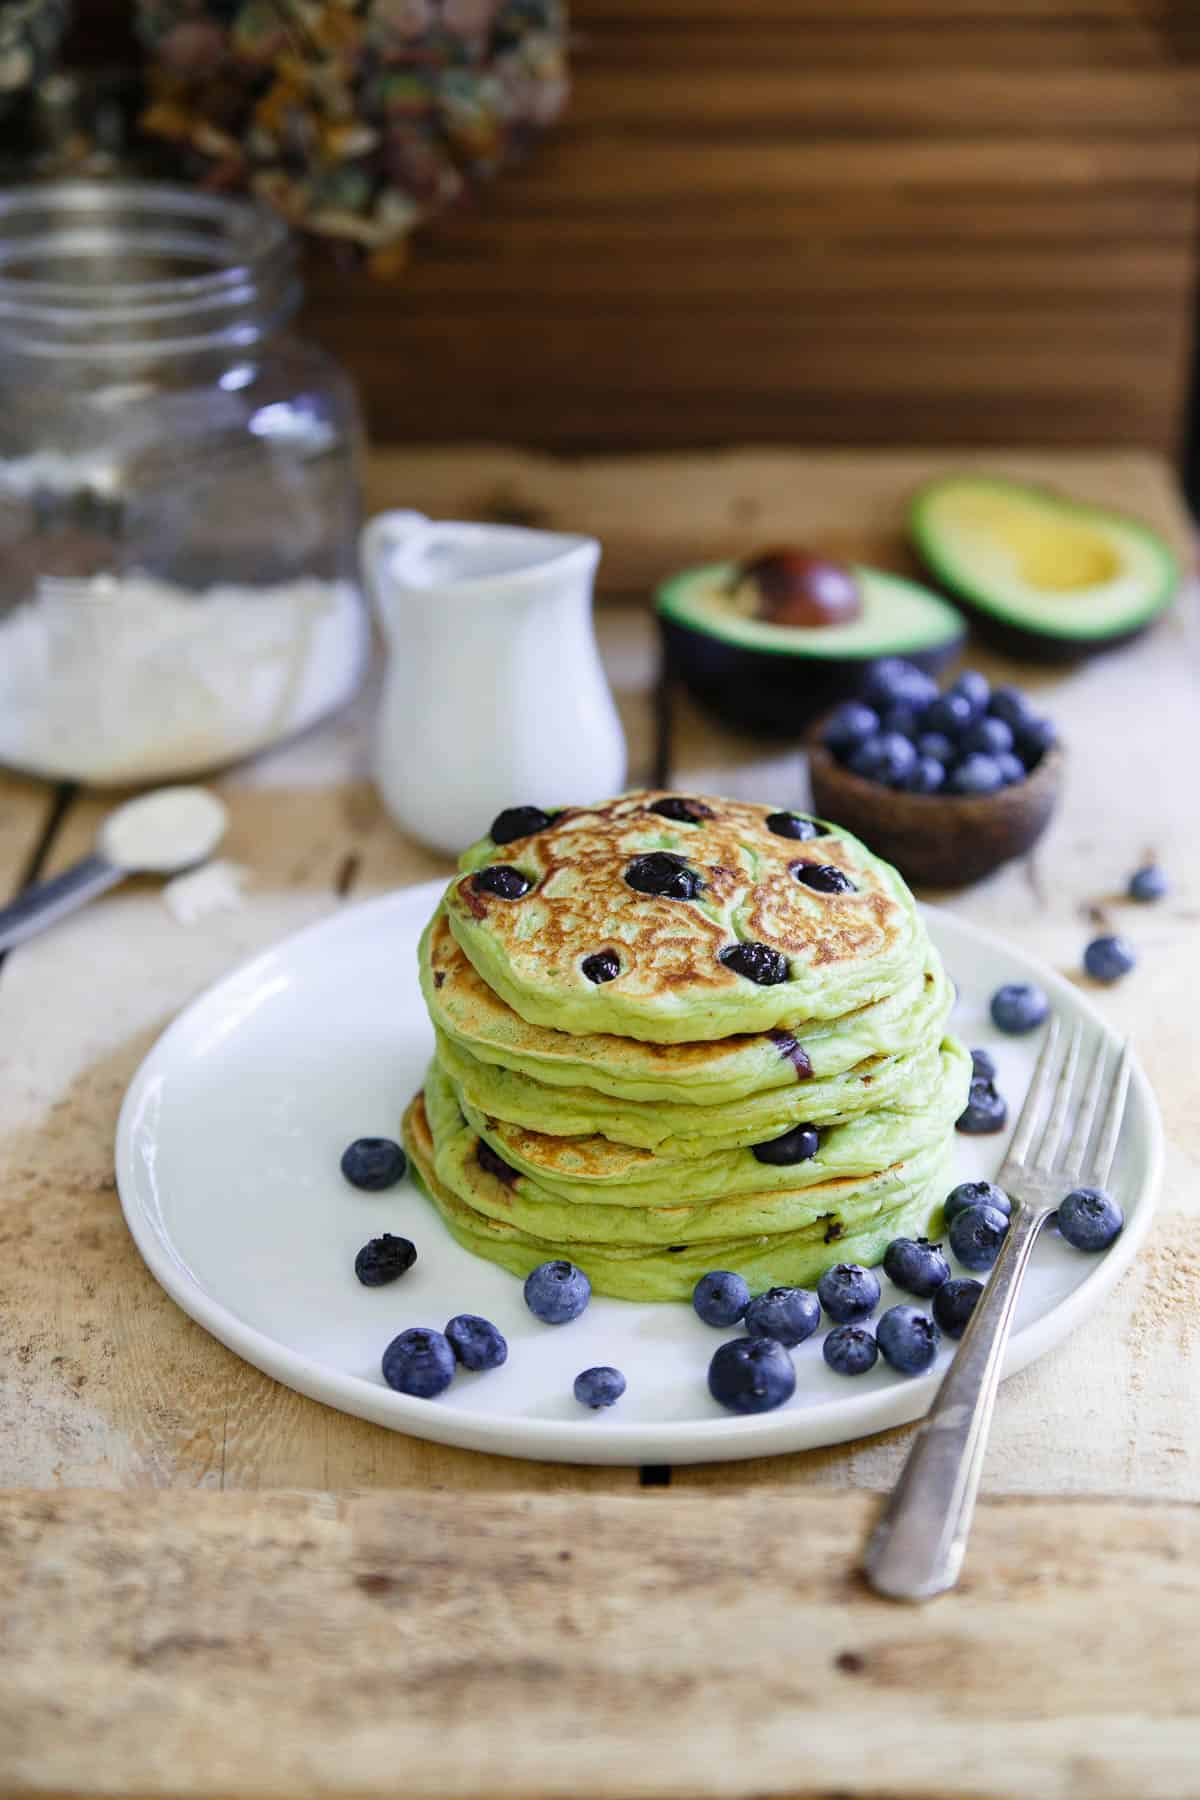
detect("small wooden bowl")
[808,741,1063,890]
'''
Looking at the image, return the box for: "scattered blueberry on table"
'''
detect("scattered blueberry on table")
[932,1278,984,1340]
[524,1259,592,1324]
[822,1324,879,1377]
[882,1236,951,1299]
[574,1366,627,1409]
[354,1234,417,1287]
[1128,863,1167,903]
[743,1285,821,1348]
[692,1269,752,1328]
[381,1328,456,1398]
[944,1179,1011,1224]
[708,1336,796,1414]
[445,1313,508,1371]
[1057,1187,1125,1252]
[1084,934,1136,984]
[990,981,1049,1035]
[816,1262,881,1324]
[956,1076,1008,1136]
[948,1202,1010,1271]
[341,1137,407,1191]
[876,1305,940,1375]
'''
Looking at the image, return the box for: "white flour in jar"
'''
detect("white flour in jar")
[0,572,369,783]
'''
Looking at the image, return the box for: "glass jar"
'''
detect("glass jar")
[0,181,368,785]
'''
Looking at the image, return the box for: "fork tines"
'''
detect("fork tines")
[1001,1016,1130,1193]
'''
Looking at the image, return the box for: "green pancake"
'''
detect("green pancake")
[404,1087,952,1303]
[422,905,952,1106]
[445,792,925,1044]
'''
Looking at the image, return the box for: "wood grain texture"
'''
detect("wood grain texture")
[296,0,1200,452]
[3,1487,1200,1799]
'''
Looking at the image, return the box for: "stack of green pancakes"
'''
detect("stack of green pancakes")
[402,792,970,1303]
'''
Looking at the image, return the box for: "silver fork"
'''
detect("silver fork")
[863,1016,1131,1603]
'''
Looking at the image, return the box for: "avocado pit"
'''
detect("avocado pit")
[734,548,863,629]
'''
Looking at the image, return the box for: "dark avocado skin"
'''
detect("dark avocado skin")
[932,597,1156,665]
[659,617,963,738]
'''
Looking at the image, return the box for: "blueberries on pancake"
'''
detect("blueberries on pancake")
[649,796,714,823]
[473,864,532,899]
[624,852,703,899]
[582,950,621,983]
[765,810,828,841]
[476,1139,520,1184]
[719,941,789,986]
[792,862,856,895]
[490,805,554,844]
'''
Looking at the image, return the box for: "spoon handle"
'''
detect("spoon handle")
[0,854,124,954]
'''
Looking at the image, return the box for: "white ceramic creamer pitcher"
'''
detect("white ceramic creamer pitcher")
[362,511,627,855]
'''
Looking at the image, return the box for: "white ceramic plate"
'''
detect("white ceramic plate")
[116,881,1161,1466]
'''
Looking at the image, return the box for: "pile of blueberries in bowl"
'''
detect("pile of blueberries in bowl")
[822,659,1057,796]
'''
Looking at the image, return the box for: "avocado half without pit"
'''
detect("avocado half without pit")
[656,549,964,736]
[910,476,1180,662]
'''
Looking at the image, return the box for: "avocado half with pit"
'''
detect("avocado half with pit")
[911,476,1180,662]
[656,551,965,737]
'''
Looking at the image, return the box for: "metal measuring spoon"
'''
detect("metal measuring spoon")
[0,787,228,955]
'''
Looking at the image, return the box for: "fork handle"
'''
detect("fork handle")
[862,1202,1046,1602]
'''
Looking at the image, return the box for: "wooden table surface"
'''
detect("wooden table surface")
[2,448,1198,1797]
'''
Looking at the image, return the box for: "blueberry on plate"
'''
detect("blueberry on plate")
[932,1278,984,1340]
[876,1305,940,1375]
[354,1234,417,1287]
[988,685,1034,730]
[948,753,1005,797]
[381,1328,455,1398]
[823,1324,879,1376]
[693,1269,751,1328]
[341,1137,407,1191]
[1128,864,1167,903]
[924,691,974,737]
[822,702,880,759]
[473,864,532,900]
[719,941,789,986]
[744,1286,821,1347]
[1057,1186,1124,1252]
[948,1202,1009,1270]
[765,809,828,840]
[944,1179,1011,1224]
[848,731,917,786]
[817,1261,881,1324]
[957,1078,1008,1135]
[751,1122,819,1166]
[882,1236,950,1298]
[969,1047,997,1082]
[524,1259,591,1324]
[708,1336,796,1414]
[624,852,702,901]
[1084,934,1136,983]
[863,659,938,713]
[445,1313,508,1371]
[990,981,1049,1035]
[949,669,990,717]
[916,730,955,764]
[961,716,1013,758]
[490,805,553,844]
[574,1365,626,1409]
[995,751,1026,786]
[901,756,945,795]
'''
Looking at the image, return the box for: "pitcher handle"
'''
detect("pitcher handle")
[359,510,430,635]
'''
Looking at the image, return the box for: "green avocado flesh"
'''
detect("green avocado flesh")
[910,476,1179,646]
[655,563,964,660]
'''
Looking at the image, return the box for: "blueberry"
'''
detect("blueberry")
[524,1259,591,1324]
[882,1236,951,1298]
[924,692,974,736]
[490,805,552,844]
[956,1078,1008,1135]
[650,796,714,823]
[744,1285,821,1347]
[822,1324,879,1376]
[582,950,620,984]
[354,1234,417,1286]
[863,659,938,712]
[879,704,923,739]
[848,731,917,786]
[948,753,1005,797]
[970,1047,997,1082]
[932,1278,983,1340]
[822,703,880,759]
[950,669,990,718]
[792,862,856,895]
[707,1336,796,1414]
[381,1328,455,1398]
[751,1122,819,1165]
[624,852,702,900]
[765,810,828,840]
[1084,934,1136,984]
[1057,1186,1124,1252]
[477,1138,520,1184]
[692,1269,752,1327]
[341,1137,407,1191]
[574,1365,626,1409]
[900,756,945,795]
[445,1313,508,1371]
[817,1261,881,1324]
[948,1202,1009,1270]
[961,716,1014,757]
[1128,864,1167,903]
[988,685,1035,730]
[474,864,532,899]
[916,731,955,764]
[990,981,1049,1035]
[1015,715,1057,768]
[944,1179,1011,1224]
[995,751,1026,786]
[876,1305,940,1375]
[719,941,789,986]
